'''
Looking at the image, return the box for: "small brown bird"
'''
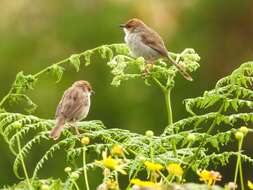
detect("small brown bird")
[120,18,193,81]
[49,80,94,140]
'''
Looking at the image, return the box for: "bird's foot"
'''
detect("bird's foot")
[68,123,80,137]
[142,63,154,77]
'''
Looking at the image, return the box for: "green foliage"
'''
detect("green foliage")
[1,179,64,190]
[0,43,252,190]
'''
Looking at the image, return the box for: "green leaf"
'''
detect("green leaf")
[231,99,238,111]
[49,64,64,83]
[82,50,92,66]
[69,54,81,72]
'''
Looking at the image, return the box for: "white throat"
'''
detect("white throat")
[123,28,130,36]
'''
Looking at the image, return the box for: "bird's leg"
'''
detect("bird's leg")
[69,122,80,136]
[143,61,154,76]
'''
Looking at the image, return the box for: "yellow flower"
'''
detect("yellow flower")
[248,180,253,189]
[111,145,124,156]
[96,151,127,175]
[130,179,159,187]
[144,161,164,172]
[167,163,183,177]
[197,169,222,186]
[102,157,119,170]
[197,170,211,184]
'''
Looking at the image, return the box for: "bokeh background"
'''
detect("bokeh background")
[0,0,253,188]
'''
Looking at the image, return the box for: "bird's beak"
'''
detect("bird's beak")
[119,24,126,28]
[91,90,95,95]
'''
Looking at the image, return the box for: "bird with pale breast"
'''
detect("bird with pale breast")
[120,18,193,81]
[49,80,94,140]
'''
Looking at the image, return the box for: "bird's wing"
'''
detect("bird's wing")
[56,87,86,120]
[141,28,168,57]
[55,89,69,118]
[141,27,193,81]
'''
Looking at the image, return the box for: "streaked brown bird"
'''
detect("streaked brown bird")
[120,18,193,81]
[49,80,94,140]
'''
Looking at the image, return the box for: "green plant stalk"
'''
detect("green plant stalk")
[158,171,170,185]
[180,142,192,165]
[150,140,154,162]
[164,88,173,125]
[152,77,177,157]
[152,77,173,124]
[0,86,15,108]
[206,104,224,134]
[176,141,192,180]
[115,172,120,190]
[16,134,32,190]
[126,164,141,189]
[72,179,80,190]
[82,147,90,190]
[239,162,244,190]
[234,138,243,190]
[168,174,176,183]
[163,88,177,157]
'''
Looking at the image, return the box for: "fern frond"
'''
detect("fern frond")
[32,136,79,179]
[13,132,49,179]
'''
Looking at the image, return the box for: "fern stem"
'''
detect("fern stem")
[152,76,176,156]
[164,88,173,125]
[33,43,124,79]
[0,43,125,109]
[239,161,245,190]
[34,58,69,78]
[149,139,154,162]
[234,138,243,189]
[180,142,192,165]
[82,147,90,190]
[164,88,177,158]
[16,133,32,190]
[0,86,14,108]
[72,180,80,190]
[206,104,224,134]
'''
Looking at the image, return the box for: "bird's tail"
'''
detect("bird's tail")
[49,117,65,140]
[167,55,193,81]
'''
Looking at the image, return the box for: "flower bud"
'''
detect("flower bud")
[227,182,237,190]
[64,167,72,173]
[187,134,196,141]
[145,130,154,137]
[13,121,22,129]
[239,126,248,135]
[41,184,50,190]
[71,172,80,179]
[235,132,244,140]
[139,156,146,162]
[81,136,90,145]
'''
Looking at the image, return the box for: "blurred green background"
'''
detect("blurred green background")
[0,0,253,188]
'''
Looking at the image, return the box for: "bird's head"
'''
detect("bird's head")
[73,80,95,95]
[120,18,146,34]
